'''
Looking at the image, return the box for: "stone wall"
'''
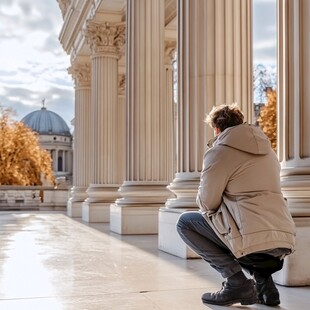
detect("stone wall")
[0,186,69,211]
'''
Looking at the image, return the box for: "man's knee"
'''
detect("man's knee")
[176,211,201,233]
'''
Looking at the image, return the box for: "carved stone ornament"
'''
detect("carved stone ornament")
[57,0,70,18]
[165,40,177,64]
[84,21,125,56]
[118,74,126,95]
[68,63,91,87]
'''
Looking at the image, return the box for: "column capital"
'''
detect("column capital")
[84,21,125,57]
[68,63,91,88]
[165,40,176,65]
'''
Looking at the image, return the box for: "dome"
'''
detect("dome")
[21,107,71,136]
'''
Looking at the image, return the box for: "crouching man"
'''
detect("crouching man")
[177,104,295,306]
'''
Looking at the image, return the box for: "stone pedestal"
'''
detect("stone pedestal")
[274,217,310,286]
[67,201,82,218]
[82,202,111,223]
[158,208,199,258]
[67,186,88,217]
[83,184,119,223]
[110,204,160,235]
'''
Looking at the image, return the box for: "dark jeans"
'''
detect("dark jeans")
[176,211,283,279]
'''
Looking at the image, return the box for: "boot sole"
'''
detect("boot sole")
[202,294,258,306]
[258,297,280,306]
[258,291,280,306]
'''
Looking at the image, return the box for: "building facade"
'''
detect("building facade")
[57,0,310,286]
[21,105,73,184]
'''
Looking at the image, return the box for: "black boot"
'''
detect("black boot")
[201,279,257,306]
[254,273,280,306]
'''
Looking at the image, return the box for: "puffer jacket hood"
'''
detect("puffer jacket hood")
[215,123,271,155]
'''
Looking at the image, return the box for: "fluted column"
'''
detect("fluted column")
[110,0,174,234]
[118,73,126,184]
[67,63,91,217]
[273,0,310,286]
[82,21,125,223]
[159,0,253,258]
[164,40,177,175]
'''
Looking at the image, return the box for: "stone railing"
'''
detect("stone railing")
[0,186,70,211]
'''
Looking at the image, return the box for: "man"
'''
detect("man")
[177,104,295,306]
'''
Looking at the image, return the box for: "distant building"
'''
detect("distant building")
[21,105,73,184]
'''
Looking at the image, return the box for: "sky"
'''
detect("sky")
[0,0,276,131]
[253,0,277,66]
[0,0,74,128]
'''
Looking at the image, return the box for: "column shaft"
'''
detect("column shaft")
[67,63,91,217]
[168,0,253,209]
[83,21,125,223]
[111,0,174,234]
[159,0,253,258]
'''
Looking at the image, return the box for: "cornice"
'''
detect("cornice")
[59,0,92,54]
[58,0,176,61]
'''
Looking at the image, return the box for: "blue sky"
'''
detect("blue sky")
[0,0,276,130]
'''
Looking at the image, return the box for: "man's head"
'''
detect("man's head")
[205,103,244,133]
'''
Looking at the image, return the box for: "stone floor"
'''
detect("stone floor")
[0,211,309,310]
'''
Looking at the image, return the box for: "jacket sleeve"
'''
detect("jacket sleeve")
[196,147,229,215]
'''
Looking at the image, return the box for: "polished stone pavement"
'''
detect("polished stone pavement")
[0,211,309,310]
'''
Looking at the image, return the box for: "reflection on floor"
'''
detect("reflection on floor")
[0,211,308,310]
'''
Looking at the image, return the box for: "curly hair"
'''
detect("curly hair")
[205,103,244,132]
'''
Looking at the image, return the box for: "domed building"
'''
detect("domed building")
[21,105,73,183]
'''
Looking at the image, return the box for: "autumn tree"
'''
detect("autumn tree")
[0,105,55,186]
[257,89,277,151]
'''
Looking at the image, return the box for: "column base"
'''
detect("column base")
[273,217,310,286]
[110,204,161,234]
[66,186,88,218]
[82,201,110,223]
[158,207,200,258]
[67,200,83,218]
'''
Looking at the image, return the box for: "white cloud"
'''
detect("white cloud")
[253,0,277,66]
[0,0,74,130]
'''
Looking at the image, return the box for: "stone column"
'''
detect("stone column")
[82,21,125,223]
[110,0,174,234]
[67,63,91,217]
[164,40,177,173]
[54,150,59,172]
[62,151,66,172]
[118,73,126,184]
[273,0,310,286]
[158,0,253,258]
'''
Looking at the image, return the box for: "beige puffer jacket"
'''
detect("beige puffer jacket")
[196,123,295,258]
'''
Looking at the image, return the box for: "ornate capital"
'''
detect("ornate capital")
[84,21,125,57]
[165,40,177,65]
[68,63,91,88]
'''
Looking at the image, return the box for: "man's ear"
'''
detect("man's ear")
[215,127,221,135]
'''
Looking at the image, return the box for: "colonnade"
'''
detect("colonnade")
[49,149,73,175]
[59,0,310,286]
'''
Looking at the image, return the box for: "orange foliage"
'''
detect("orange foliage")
[257,89,277,151]
[0,106,55,185]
